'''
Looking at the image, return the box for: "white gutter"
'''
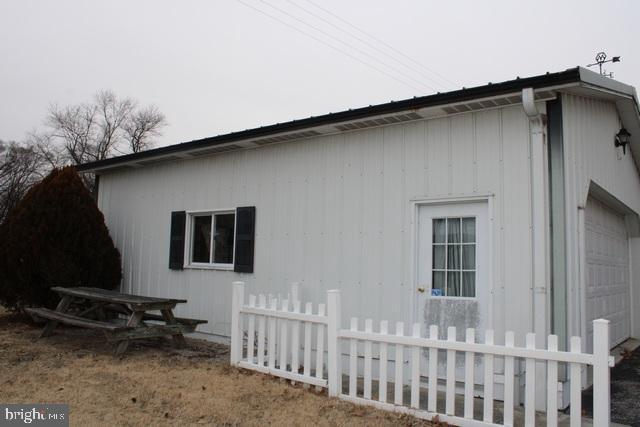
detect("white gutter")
[522,87,551,411]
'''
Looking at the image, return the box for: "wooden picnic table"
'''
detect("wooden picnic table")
[26,287,207,356]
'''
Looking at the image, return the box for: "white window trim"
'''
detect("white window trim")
[184,208,237,270]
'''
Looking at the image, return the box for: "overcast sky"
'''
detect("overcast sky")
[1,0,638,148]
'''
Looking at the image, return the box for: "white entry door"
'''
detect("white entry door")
[585,197,630,350]
[416,200,490,338]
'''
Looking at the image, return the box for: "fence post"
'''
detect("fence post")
[592,319,610,427]
[327,289,341,397]
[230,281,245,366]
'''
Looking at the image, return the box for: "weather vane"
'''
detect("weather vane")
[587,52,621,77]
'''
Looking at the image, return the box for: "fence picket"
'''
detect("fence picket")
[569,336,582,427]
[268,299,277,369]
[546,335,558,426]
[525,333,536,426]
[303,302,312,382]
[349,317,358,397]
[503,331,515,426]
[379,320,388,403]
[280,299,289,371]
[411,323,421,409]
[275,295,281,367]
[257,295,266,367]
[483,329,494,423]
[291,301,301,379]
[364,319,373,400]
[464,328,475,419]
[315,303,326,391]
[247,295,256,362]
[446,326,456,415]
[394,322,404,405]
[427,325,438,412]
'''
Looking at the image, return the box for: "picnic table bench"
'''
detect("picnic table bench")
[26,287,207,356]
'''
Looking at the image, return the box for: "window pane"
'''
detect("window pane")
[462,245,475,270]
[433,245,445,269]
[432,271,445,293]
[192,215,212,263]
[447,218,461,243]
[462,218,475,243]
[213,213,235,264]
[462,272,475,297]
[433,219,446,243]
[447,272,460,296]
[447,245,460,269]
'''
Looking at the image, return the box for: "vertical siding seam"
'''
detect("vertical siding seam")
[473,113,478,193]
[401,125,407,317]
[358,132,365,314]
[498,108,505,331]
[448,118,453,194]
[423,120,429,196]
[339,134,346,287]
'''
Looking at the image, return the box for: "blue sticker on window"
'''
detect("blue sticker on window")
[431,289,443,296]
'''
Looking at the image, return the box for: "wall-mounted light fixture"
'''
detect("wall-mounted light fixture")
[615,128,631,155]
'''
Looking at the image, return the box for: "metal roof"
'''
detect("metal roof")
[77,67,640,173]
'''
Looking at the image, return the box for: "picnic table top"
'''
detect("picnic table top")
[51,286,187,307]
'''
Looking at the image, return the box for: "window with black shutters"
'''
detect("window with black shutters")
[170,207,255,272]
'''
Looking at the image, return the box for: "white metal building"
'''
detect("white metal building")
[79,67,640,398]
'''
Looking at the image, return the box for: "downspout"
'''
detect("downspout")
[522,88,551,411]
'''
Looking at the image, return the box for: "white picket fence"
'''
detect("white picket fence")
[230,282,614,426]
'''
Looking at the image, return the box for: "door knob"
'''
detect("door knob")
[417,287,425,293]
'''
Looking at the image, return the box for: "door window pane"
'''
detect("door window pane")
[433,271,445,293]
[192,215,212,263]
[462,218,476,243]
[430,216,477,297]
[447,245,460,269]
[433,219,446,243]
[462,272,475,297]
[447,218,461,243]
[447,271,460,296]
[213,213,235,264]
[433,245,446,269]
[462,245,475,270]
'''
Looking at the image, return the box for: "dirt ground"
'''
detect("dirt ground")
[0,308,432,426]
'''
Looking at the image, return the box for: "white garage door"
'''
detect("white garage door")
[585,197,630,350]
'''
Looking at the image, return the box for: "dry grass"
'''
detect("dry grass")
[0,308,432,426]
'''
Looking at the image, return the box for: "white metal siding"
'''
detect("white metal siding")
[561,94,640,344]
[585,197,630,349]
[98,104,536,340]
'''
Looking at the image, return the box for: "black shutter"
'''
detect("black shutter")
[234,206,256,273]
[169,211,186,270]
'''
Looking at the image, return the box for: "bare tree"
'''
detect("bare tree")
[0,140,45,223]
[94,90,135,159]
[46,102,97,165]
[123,105,166,153]
[43,90,167,165]
[34,90,167,192]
